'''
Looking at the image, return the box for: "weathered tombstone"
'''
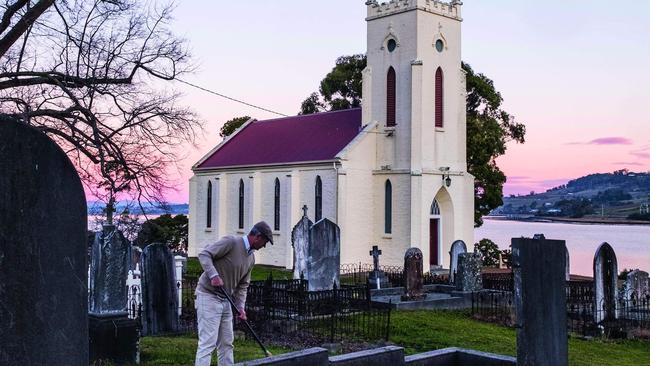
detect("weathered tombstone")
[448,240,467,284]
[131,245,143,270]
[0,119,88,365]
[454,252,483,292]
[89,226,130,315]
[512,236,568,366]
[401,248,426,301]
[593,242,618,323]
[307,218,341,291]
[292,205,313,280]
[88,226,139,363]
[368,245,390,289]
[622,269,649,301]
[141,243,180,335]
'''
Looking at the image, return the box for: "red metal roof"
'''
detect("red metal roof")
[196,108,362,170]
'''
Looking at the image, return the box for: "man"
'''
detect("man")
[194,221,273,366]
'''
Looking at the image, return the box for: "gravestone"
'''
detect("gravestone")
[131,245,143,270]
[141,243,179,335]
[368,245,390,289]
[593,242,618,323]
[88,226,139,363]
[512,236,568,366]
[401,248,425,301]
[448,240,467,284]
[622,269,649,301]
[307,218,341,291]
[292,205,313,280]
[0,119,88,365]
[454,252,483,292]
[89,226,130,315]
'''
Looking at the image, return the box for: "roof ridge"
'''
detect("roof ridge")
[255,107,362,125]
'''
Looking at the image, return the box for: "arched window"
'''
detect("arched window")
[387,66,396,127]
[315,176,322,222]
[435,67,444,128]
[385,180,392,234]
[206,180,212,228]
[431,199,441,216]
[274,178,281,231]
[238,179,245,229]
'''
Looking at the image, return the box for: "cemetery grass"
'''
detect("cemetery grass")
[390,310,650,366]
[97,335,291,365]
[186,258,292,281]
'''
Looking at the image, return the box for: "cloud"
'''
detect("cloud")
[566,137,633,145]
[612,161,645,166]
[631,151,650,159]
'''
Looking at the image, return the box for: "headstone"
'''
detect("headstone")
[593,242,618,323]
[307,218,341,291]
[89,226,130,315]
[292,205,313,280]
[448,240,467,284]
[131,245,143,270]
[454,252,483,292]
[0,119,88,365]
[141,243,179,335]
[401,248,425,301]
[622,269,649,301]
[512,236,568,366]
[368,245,390,289]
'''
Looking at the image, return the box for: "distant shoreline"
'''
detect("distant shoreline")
[486,215,650,226]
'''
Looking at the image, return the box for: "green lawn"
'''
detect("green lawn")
[390,310,650,366]
[186,258,292,282]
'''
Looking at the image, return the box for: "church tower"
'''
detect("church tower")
[363,0,474,270]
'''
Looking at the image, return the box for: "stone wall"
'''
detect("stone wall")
[234,346,515,366]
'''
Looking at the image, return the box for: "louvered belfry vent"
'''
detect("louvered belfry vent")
[387,66,396,127]
[435,67,444,128]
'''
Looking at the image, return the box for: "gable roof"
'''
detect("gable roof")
[195,108,363,170]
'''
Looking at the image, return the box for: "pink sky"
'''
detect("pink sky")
[152,1,650,203]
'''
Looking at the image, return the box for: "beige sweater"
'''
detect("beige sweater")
[196,235,255,309]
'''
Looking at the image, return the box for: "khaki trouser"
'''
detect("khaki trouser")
[195,292,234,366]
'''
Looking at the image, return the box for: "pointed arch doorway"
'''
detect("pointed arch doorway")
[429,200,441,267]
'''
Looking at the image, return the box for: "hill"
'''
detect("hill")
[87,201,189,216]
[494,170,650,221]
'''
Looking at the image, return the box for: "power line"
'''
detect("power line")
[175,78,289,117]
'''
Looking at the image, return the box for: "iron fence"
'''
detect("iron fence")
[472,288,650,339]
[244,277,391,346]
[481,272,514,292]
[340,262,448,287]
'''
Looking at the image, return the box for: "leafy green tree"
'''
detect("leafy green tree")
[299,55,366,114]
[220,116,252,138]
[135,214,188,253]
[474,238,501,267]
[300,56,526,226]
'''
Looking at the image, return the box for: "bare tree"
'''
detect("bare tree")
[0,0,202,223]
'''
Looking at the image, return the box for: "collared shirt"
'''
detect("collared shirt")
[242,235,255,256]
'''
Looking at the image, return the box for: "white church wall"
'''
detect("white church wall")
[336,128,377,267]
[255,172,292,268]
[372,173,412,267]
[299,168,337,223]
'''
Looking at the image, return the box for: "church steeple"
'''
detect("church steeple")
[362,0,466,173]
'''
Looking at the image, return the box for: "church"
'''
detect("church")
[188,0,474,272]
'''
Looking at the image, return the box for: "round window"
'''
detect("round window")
[435,39,444,52]
[387,39,397,52]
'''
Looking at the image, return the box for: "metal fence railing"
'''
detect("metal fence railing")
[340,262,448,287]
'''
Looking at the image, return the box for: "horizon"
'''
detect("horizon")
[89,1,650,203]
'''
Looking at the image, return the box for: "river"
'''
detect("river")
[475,219,650,276]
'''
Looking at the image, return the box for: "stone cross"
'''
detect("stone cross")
[370,245,382,272]
[302,205,309,217]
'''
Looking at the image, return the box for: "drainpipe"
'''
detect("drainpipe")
[333,161,340,223]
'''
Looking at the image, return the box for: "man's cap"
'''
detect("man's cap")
[253,221,274,245]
